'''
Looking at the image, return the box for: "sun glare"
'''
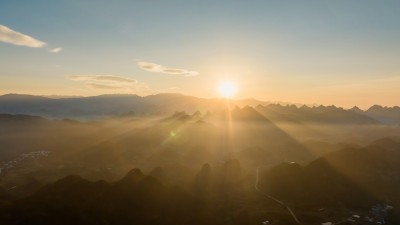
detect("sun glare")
[218,81,236,98]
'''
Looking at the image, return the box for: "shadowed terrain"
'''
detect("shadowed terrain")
[1,95,400,224]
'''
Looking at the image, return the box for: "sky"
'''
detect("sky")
[0,0,400,108]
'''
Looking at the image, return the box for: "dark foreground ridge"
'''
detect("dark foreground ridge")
[1,168,202,225]
[2,143,400,225]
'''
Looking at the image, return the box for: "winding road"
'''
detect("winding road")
[255,165,302,225]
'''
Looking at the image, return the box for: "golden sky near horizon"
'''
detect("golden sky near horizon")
[1,1,400,109]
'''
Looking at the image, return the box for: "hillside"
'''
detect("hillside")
[258,140,400,224]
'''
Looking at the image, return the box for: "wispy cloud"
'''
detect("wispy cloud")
[67,74,152,94]
[49,47,62,53]
[67,75,138,83]
[86,82,122,90]
[0,24,46,48]
[138,62,199,77]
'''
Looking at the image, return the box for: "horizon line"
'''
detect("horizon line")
[0,92,398,111]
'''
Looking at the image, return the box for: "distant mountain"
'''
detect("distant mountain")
[231,105,272,122]
[0,94,155,120]
[349,106,363,113]
[364,105,400,124]
[0,113,48,125]
[0,93,273,120]
[255,104,303,124]
[1,93,399,125]
[351,104,400,124]
[256,104,379,125]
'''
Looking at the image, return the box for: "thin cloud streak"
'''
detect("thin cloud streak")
[49,47,63,53]
[67,74,152,94]
[85,83,121,90]
[67,75,138,83]
[0,24,46,48]
[138,62,199,77]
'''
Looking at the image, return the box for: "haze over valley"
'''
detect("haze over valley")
[1,93,400,224]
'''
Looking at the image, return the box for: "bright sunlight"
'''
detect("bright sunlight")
[218,81,237,98]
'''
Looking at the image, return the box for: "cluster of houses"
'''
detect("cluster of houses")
[322,203,393,225]
[0,150,49,176]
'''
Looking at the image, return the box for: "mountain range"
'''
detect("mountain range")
[1,93,400,124]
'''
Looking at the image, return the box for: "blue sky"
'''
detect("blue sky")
[1,0,400,107]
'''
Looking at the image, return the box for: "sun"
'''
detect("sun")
[218,81,237,98]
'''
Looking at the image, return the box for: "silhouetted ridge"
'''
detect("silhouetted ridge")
[0,94,49,101]
[231,106,270,121]
[350,106,363,113]
[192,110,202,119]
[2,168,201,225]
[1,93,400,124]
[192,163,212,196]
[370,137,400,151]
[260,158,376,207]
[0,114,48,123]
[368,104,384,112]
[256,103,378,124]
[258,139,400,210]
[363,105,400,123]
[118,168,146,184]
[165,111,192,122]
[194,119,208,125]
